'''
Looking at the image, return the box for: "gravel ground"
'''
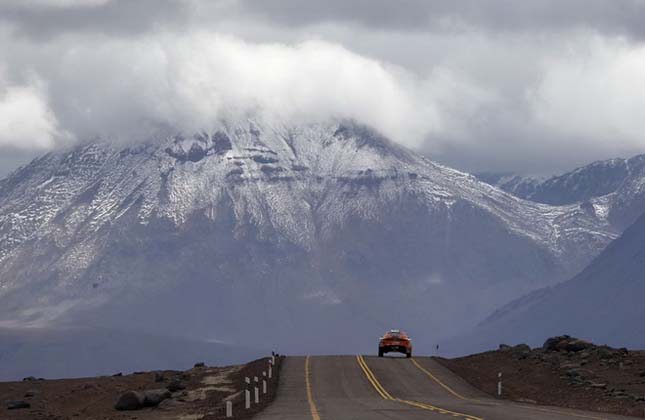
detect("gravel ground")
[0,357,282,420]
[437,336,645,418]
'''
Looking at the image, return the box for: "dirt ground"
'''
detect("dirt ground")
[437,336,645,418]
[0,357,281,420]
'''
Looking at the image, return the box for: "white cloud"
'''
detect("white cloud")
[7,32,476,148]
[0,76,66,150]
[531,36,645,147]
[158,34,441,145]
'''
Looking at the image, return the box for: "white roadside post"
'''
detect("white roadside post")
[497,372,503,397]
[226,400,233,417]
[268,360,273,379]
[245,377,251,409]
[254,376,260,403]
[262,371,267,394]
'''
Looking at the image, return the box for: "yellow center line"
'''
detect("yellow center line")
[409,357,609,420]
[305,356,321,420]
[356,355,485,420]
[356,355,394,400]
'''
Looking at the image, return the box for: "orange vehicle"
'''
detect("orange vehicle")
[378,329,412,358]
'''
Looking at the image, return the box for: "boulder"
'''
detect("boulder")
[115,391,145,410]
[510,344,531,360]
[513,344,531,354]
[543,335,594,353]
[115,389,172,411]
[564,339,594,352]
[167,381,186,392]
[143,389,171,406]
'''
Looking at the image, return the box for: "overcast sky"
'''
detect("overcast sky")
[1,0,645,177]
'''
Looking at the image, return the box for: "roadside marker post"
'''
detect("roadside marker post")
[245,377,251,409]
[254,376,260,403]
[226,400,233,417]
[497,372,502,397]
[263,371,267,394]
[268,361,273,379]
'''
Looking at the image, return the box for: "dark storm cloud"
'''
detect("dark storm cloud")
[237,0,645,39]
[0,0,192,39]
[4,0,645,40]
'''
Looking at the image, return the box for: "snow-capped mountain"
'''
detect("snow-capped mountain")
[0,120,619,353]
[475,172,545,202]
[478,156,645,230]
[455,207,645,352]
[477,158,637,206]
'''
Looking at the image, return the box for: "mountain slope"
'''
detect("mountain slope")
[475,172,545,201]
[458,208,645,352]
[0,119,618,354]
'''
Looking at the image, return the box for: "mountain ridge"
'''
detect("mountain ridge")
[456,207,645,352]
[478,155,645,227]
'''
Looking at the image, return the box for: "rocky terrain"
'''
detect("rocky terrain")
[0,357,281,420]
[439,336,645,418]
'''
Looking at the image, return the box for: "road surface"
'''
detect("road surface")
[256,355,641,420]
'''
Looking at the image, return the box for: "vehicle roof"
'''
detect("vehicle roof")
[383,329,409,338]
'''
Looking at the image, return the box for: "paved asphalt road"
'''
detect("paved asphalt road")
[256,355,641,420]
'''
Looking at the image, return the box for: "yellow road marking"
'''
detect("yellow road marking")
[410,357,609,420]
[356,355,485,420]
[305,356,321,420]
[411,357,473,401]
[356,355,394,400]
